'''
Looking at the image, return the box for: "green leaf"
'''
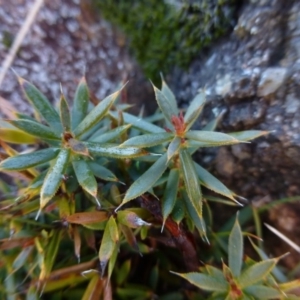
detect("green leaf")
[12,246,34,271]
[184,90,206,131]
[171,199,185,224]
[186,130,240,146]
[108,243,118,280]
[167,136,181,161]
[171,272,228,292]
[92,124,131,143]
[72,160,98,199]
[40,148,70,209]
[85,142,148,158]
[120,132,173,148]
[117,210,151,228]
[40,229,63,281]
[194,162,235,200]
[68,138,91,157]
[9,119,61,140]
[238,258,279,288]
[205,265,226,283]
[88,161,118,182]
[152,84,178,124]
[243,285,283,299]
[110,111,164,133]
[121,153,168,206]
[59,93,71,132]
[179,149,202,217]
[19,78,62,132]
[71,77,89,129]
[99,217,118,275]
[0,148,59,171]
[228,216,243,278]
[73,89,121,138]
[160,75,178,114]
[162,169,179,225]
[227,130,269,141]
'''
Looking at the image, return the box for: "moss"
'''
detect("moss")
[93,0,239,80]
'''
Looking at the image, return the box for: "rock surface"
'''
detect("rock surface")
[170,0,300,268]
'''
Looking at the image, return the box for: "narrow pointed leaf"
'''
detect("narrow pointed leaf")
[9,119,61,140]
[0,148,59,171]
[40,229,63,281]
[171,272,228,292]
[0,127,37,144]
[167,136,181,161]
[71,77,89,129]
[108,244,119,281]
[162,168,179,224]
[186,130,240,146]
[19,78,62,132]
[202,115,222,131]
[205,265,226,283]
[85,142,148,158]
[119,225,139,252]
[72,160,98,198]
[59,94,71,132]
[244,285,283,299]
[238,258,279,288]
[160,76,178,114]
[88,161,118,182]
[227,130,269,141]
[74,89,121,138]
[171,199,185,224]
[92,124,131,143]
[152,84,178,124]
[99,217,118,274]
[184,91,206,131]
[82,275,104,300]
[73,225,81,262]
[12,246,34,270]
[122,153,168,205]
[40,148,70,209]
[110,111,164,133]
[69,138,91,157]
[120,132,173,148]
[229,217,243,277]
[180,149,202,216]
[194,162,235,200]
[66,211,108,225]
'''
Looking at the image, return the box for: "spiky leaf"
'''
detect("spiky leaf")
[160,76,178,114]
[92,124,131,143]
[243,285,283,299]
[194,162,235,200]
[238,258,279,288]
[171,272,228,292]
[167,136,181,161]
[162,168,179,224]
[0,148,59,171]
[74,89,121,138]
[120,132,173,148]
[19,78,62,132]
[229,217,243,277]
[186,130,240,146]
[88,161,118,182]
[9,119,60,140]
[121,153,168,205]
[71,77,89,129]
[184,90,206,131]
[152,84,178,124]
[40,148,70,209]
[227,130,269,141]
[72,160,98,198]
[59,94,71,132]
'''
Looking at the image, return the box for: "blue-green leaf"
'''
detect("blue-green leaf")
[59,93,71,132]
[121,153,168,206]
[71,77,89,129]
[120,132,173,148]
[73,89,121,138]
[19,78,62,132]
[171,272,228,292]
[162,169,179,225]
[160,75,178,114]
[91,124,131,143]
[186,130,239,146]
[0,148,59,171]
[9,119,61,140]
[244,285,283,299]
[194,162,235,200]
[88,161,118,182]
[227,130,269,141]
[184,91,206,131]
[167,136,181,161]
[40,148,70,209]
[229,216,243,278]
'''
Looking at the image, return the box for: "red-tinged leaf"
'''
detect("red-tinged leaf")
[66,211,108,225]
[117,210,151,228]
[0,237,34,250]
[82,275,104,300]
[73,225,81,262]
[119,224,139,252]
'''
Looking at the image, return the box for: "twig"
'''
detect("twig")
[0,0,44,87]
